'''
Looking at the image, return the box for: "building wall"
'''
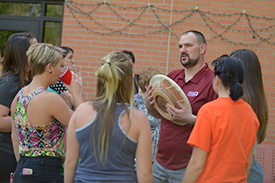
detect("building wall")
[62,0,275,145]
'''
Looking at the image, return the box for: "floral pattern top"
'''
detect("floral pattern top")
[133,93,161,161]
[13,87,65,158]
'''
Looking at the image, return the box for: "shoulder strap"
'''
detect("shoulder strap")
[14,87,46,124]
[17,87,45,108]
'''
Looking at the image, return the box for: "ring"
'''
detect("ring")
[171,114,173,117]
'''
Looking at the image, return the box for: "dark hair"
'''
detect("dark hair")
[1,32,36,87]
[60,46,74,58]
[182,30,207,45]
[0,48,3,58]
[230,49,268,144]
[0,48,3,65]
[212,56,244,101]
[122,50,135,63]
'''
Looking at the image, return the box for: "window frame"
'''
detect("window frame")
[0,0,64,45]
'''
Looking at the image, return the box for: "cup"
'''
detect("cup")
[59,66,72,85]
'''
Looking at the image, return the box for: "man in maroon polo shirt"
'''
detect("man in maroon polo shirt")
[145,30,218,183]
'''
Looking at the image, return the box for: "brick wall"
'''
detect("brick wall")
[62,0,275,145]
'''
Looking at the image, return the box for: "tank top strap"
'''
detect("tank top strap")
[17,87,45,104]
[15,87,46,122]
[115,103,130,115]
[14,87,65,158]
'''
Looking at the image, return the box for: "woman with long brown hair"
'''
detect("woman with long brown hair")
[231,49,269,183]
[0,32,37,181]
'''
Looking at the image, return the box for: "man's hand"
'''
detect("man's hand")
[166,101,196,124]
[145,85,154,106]
[144,84,161,119]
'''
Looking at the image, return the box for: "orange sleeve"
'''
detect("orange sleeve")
[188,106,212,152]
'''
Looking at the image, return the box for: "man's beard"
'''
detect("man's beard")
[180,53,199,69]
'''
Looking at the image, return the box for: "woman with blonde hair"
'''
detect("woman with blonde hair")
[11,43,83,182]
[65,51,153,183]
[48,46,78,95]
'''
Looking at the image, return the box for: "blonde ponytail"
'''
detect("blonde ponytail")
[93,51,134,164]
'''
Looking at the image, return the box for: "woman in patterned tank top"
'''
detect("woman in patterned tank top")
[10,43,83,183]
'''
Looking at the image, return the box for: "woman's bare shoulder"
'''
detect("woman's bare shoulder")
[73,101,96,128]
[131,108,149,125]
[39,90,63,101]
[73,101,95,119]
[75,101,93,112]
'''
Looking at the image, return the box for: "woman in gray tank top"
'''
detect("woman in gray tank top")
[64,51,153,183]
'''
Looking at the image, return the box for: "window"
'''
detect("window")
[0,0,64,53]
[0,2,41,17]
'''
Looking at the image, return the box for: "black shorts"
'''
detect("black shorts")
[13,156,63,183]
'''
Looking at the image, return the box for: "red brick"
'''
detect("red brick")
[62,0,275,143]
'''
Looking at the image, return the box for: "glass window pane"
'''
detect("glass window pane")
[0,2,41,17]
[46,4,63,18]
[43,22,61,46]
